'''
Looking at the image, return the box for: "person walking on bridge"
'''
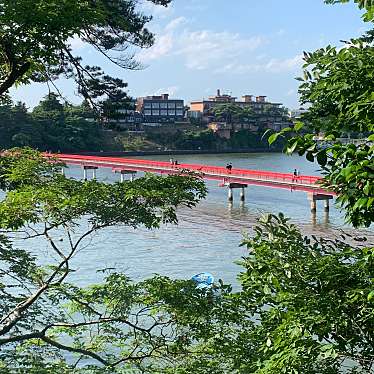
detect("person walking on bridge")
[226,163,232,173]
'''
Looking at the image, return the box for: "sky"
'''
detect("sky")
[10,0,369,110]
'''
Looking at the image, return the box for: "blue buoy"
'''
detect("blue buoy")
[191,272,214,289]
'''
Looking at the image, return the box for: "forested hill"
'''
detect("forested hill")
[0,95,121,152]
[0,95,278,153]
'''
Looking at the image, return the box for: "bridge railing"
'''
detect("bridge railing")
[54,154,322,186]
[175,163,321,185]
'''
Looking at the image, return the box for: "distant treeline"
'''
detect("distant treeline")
[0,94,117,152]
[0,94,283,153]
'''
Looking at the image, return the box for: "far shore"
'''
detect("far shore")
[70,148,281,157]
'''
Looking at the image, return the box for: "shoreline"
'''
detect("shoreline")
[70,148,280,157]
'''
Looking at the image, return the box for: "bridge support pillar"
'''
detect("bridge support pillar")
[228,188,233,202]
[224,183,247,202]
[240,187,245,201]
[113,169,137,182]
[310,200,317,213]
[324,199,330,212]
[307,193,333,213]
[83,166,98,181]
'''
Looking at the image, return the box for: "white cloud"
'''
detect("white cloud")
[153,86,180,97]
[137,17,186,62]
[136,12,302,76]
[138,18,266,72]
[140,86,180,98]
[263,54,303,73]
[214,54,303,75]
[138,34,174,62]
[176,31,264,70]
[165,16,187,32]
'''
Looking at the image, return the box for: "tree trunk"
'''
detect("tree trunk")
[0,61,31,97]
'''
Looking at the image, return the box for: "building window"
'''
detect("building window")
[152,102,159,109]
[176,110,183,116]
[160,103,167,109]
[168,102,176,109]
[176,102,183,108]
[160,110,167,115]
[144,110,152,116]
[144,102,151,109]
[168,110,176,116]
[152,110,160,116]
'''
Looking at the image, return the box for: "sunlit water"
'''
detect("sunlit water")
[12,153,374,287]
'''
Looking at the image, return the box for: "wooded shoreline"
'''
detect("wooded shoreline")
[70,148,280,157]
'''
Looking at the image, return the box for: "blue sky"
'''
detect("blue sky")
[10,0,368,110]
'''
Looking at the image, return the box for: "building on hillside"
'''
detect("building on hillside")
[189,89,284,122]
[189,89,290,132]
[136,94,185,124]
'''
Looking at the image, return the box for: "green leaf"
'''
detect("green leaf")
[294,122,304,132]
[306,152,315,162]
[268,133,280,145]
[368,290,374,302]
[316,150,328,166]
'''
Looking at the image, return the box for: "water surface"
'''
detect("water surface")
[18,153,374,287]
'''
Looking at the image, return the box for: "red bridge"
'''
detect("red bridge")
[54,154,335,212]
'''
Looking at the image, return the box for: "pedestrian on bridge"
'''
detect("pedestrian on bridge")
[226,163,232,173]
[292,169,297,182]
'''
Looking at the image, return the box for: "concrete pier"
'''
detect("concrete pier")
[307,193,333,213]
[83,165,98,181]
[225,183,247,202]
[113,169,137,182]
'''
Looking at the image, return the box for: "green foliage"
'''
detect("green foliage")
[211,104,254,124]
[0,149,208,372]
[0,0,171,104]
[0,97,122,152]
[274,4,374,227]
[238,214,374,373]
[163,215,374,373]
[324,0,374,21]
[147,129,280,151]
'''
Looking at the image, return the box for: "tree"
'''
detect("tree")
[211,104,245,124]
[155,2,374,373]
[324,0,374,22]
[0,0,171,107]
[0,148,207,372]
[269,1,374,228]
[32,93,65,125]
[165,214,374,374]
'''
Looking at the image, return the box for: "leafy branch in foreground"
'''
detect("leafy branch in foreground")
[0,148,210,372]
[0,0,172,109]
[161,214,373,374]
[270,4,374,227]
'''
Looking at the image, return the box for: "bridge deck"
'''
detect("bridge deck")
[53,154,335,196]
